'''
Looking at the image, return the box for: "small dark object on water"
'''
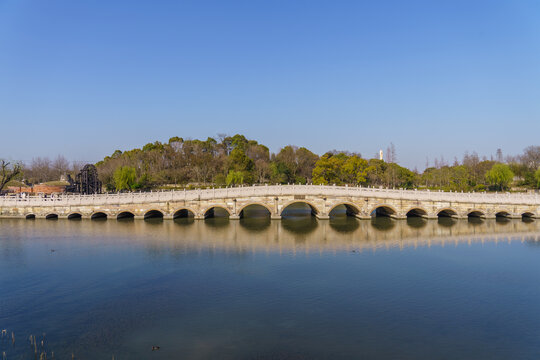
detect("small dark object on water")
[152,346,160,351]
[351,249,357,253]
[50,249,56,253]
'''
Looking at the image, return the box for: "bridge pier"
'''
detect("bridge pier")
[315,214,330,220]
[271,215,282,220]
[230,215,240,220]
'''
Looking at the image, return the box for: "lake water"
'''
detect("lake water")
[2,205,540,359]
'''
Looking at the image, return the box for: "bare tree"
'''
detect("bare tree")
[52,155,70,176]
[520,146,540,170]
[0,160,22,192]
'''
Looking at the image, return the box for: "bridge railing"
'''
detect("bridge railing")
[1,184,539,206]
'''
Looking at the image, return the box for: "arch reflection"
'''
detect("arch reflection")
[406,216,427,229]
[370,216,395,231]
[329,216,360,233]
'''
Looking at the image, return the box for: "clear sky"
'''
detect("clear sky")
[1,0,539,169]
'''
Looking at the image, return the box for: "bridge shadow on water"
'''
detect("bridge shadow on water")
[173,217,195,226]
[2,216,540,254]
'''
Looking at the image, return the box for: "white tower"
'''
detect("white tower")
[379,149,383,161]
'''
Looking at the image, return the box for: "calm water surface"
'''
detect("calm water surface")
[1,206,540,359]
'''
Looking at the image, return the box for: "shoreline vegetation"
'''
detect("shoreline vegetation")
[3,134,540,193]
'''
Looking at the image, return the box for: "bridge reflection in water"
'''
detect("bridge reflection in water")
[4,207,539,254]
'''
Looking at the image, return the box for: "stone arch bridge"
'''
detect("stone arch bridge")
[0,185,538,221]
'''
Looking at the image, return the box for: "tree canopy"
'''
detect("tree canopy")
[7,134,540,194]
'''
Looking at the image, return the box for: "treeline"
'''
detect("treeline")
[93,134,540,192]
[21,156,83,184]
[421,148,540,192]
[96,135,320,191]
[4,135,540,193]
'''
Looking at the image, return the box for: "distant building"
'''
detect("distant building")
[8,183,68,195]
[6,165,102,196]
[379,149,383,161]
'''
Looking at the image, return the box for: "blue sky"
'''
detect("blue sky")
[1,0,539,169]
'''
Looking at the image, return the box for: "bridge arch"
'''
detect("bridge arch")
[280,200,320,217]
[144,209,164,220]
[45,213,58,220]
[369,204,397,217]
[495,210,511,218]
[328,203,361,217]
[117,211,135,219]
[67,212,82,220]
[522,212,536,219]
[238,203,272,218]
[25,213,36,220]
[91,212,108,220]
[437,208,458,218]
[405,207,428,218]
[467,210,485,218]
[203,205,231,219]
[173,208,196,219]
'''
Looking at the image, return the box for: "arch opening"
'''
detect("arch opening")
[468,211,485,219]
[173,209,195,219]
[329,204,360,218]
[204,207,230,219]
[45,214,58,220]
[437,209,458,218]
[91,212,107,220]
[67,213,82,220]
[522,212,535,219]
[117,211,135,220]
[144,210,164,220]
[371,206,396,218]
[495,211,511,219]
[281,202,319,218]
[406,208,427,218]
[239,204,271,219]
[25,214,36,220]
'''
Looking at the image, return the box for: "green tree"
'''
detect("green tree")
[312,153,345,185]
[534,168,540,189]
[342,156,369,184]
[113,166,137,191]
[485,164,514,191]
[226,170,245,186]
[269,162,289,184]
[228,148,254,183]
